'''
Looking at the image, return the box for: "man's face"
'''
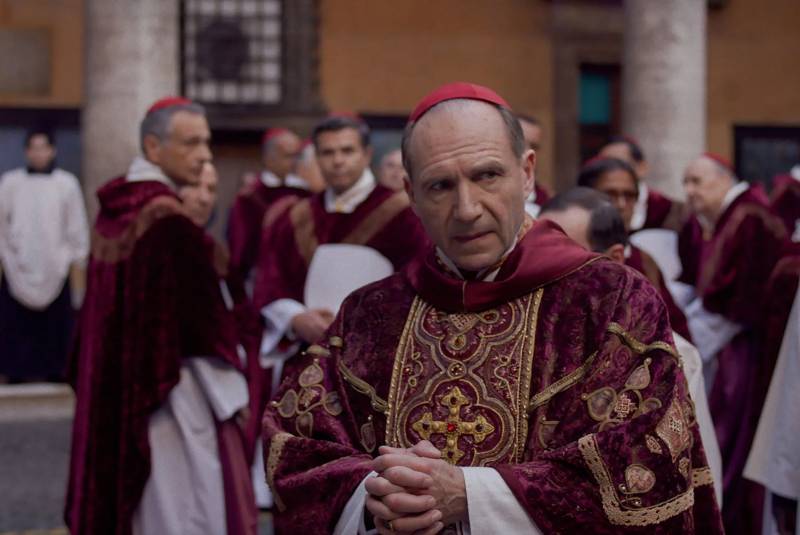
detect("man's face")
[179,162,218,227]
[315,127,372,194]
[599,142,647,179]
[378,149,407,192]
[683,156,733,222]
[520,120,543,152]
[264,132,301,179]
[592,169,638,230]
[407,102,535,272]
[539,206,591,249]
[25,134,56,172]
[146,111,212,186]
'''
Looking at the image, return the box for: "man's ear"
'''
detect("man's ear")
[522,148,536,197]
[604,243,626,264]
[636,160,649,181]
[142,134,162,163]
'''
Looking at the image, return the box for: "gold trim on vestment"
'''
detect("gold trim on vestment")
[691,467,715,488]
[385,296,425,446]
[289,199,318,265]
[606,323,679,360]
[385,289,543,466]
[338,360,389,414]
[528,350,598,412]
[266,432,292,512]
[342,191,409,245]
[578,434,694,526]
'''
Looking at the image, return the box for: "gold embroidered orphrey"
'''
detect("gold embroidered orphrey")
[385,289,543,466]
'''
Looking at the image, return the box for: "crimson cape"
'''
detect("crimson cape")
[643,188,686,231]
[262,219,722,534]
[678,187,787,534]
[770,173,800,236]
[65,178,249,535]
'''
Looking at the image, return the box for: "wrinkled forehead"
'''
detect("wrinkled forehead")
[410,99,510,154]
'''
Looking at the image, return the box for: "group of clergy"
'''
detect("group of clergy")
[60,82,800,535]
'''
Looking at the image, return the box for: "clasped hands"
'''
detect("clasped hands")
[365,440,467,534]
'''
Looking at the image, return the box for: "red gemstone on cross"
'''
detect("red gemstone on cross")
[447,422,457,433]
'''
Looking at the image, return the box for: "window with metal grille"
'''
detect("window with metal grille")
[181,0,283,105]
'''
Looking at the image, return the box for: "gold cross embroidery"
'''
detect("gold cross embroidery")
[411,386,495,464]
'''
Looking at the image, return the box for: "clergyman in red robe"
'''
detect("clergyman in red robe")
[65,98,255,535]
[227,128,312,286]
[251,114,429,373]
[679,153,788,535]
[517,113,552,217]
[262,83,723,534]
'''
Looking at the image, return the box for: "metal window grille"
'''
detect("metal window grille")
[182,0,283,105]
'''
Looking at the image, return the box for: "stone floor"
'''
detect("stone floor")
[0,383,272,534]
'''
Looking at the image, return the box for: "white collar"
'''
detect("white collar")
[125,156,177,191]
[720,181,749,214]
[434,233,520,283]
[260,170,309,190]
[699,181,749,232]
[630,181,649,231]
[323,169,376,214]
[790,164,800,181]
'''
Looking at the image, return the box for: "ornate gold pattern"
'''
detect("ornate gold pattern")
[537,418,559,449]
[582,358,654,430]
[361,416,377,453]
[645,435,663,455]
[271,359,342,437]
[266,432,292,512]
[578,434,694,526]
[623,464,657,494]
[656,397,693,461]
[691,467,714,488]
[338,360,389,414]
[528,351,598,412]
[606,323,679,360]
[411,386,496,464]
[678,457,690,479]
[385,289,543,466]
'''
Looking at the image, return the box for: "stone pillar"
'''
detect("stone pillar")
[82,0,179,217]
[622,0,706,200]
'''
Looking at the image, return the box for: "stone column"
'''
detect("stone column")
[82,0,179,217]
[622,0,706,200]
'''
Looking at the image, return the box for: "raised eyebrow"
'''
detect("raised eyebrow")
[469,161,506,179]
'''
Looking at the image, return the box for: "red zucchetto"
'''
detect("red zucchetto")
[146,96,193,115]
[408,82,512,124]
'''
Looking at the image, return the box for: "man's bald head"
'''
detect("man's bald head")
[401,98,535,272]
[263,129,301,179]
[401,99,526,181]
[683,154,738,223]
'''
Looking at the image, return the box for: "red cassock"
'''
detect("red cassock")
[625,244,692,342]
[227,177,311,282]
[678,187,788,535]
[534,182,551,205]
[65,178,255,535]
[252,184,429,312]
[770,173,800,236]
[262,219,722,534]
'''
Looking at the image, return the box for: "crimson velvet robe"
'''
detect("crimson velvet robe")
[262,219,723,534]
[678,186,787,534]
[770,173,800,236]
[643,188,686,231]
[534,182,551,205]
[252,184,429,311]
[65,178,255,535]
[625,244,692,342]
[227,177,311,282]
